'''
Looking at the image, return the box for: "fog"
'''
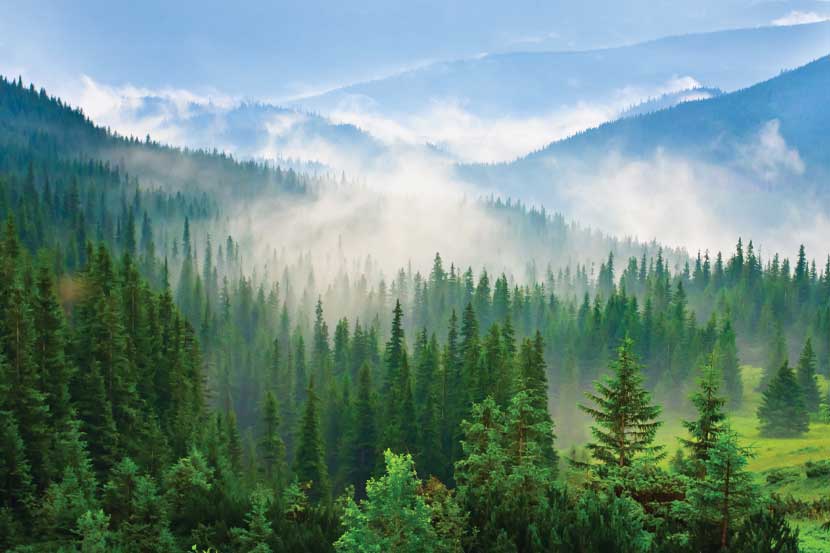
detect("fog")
[59,74,829,281]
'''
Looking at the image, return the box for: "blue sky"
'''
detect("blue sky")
[2,0,829,100]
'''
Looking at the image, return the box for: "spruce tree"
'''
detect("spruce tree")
[677,428,756,551]
[293,378,329,501]
[348,363,378,498]
[231,487,275,553]
[796,337,821,413]
[335,451,445,553]
[580,338,663,469]
[259,391,286,488]
[714,320,742,409]
[681,358,726,471]
[0,408,35,548]
[31,259,73,428]
[757,362,809,437]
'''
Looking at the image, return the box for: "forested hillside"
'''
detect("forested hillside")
[1,75,829,553]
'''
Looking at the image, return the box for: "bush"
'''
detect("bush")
[804,460,830,479]
[765,467,800,485]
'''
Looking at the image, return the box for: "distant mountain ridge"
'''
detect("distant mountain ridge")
[294,21,830,118]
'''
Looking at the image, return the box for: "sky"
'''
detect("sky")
[2,0,830,102]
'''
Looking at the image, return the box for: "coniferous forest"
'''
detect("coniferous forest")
[2,48,830,553]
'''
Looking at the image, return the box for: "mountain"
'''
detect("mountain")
[0,76,316,202]
[619,87,722,118]
[294,22,830,119]
[465,53,830,185]
[106,97,385,170]
[456,54,830,255]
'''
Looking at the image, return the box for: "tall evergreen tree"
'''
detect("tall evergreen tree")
[681,359,726,473]
[676,428,756,551]
[293,378,329,501]
[580,338,663,469]
[757,362,809,437]
[796,337,821,413]
[258,391,286,488]
[714,320,742,409]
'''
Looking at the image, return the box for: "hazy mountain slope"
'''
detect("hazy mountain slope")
[456,55,830,255]
[0,76,313,200]
[479,54,830,180]
[295,22,830,118]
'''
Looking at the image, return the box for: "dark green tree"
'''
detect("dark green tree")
[580,338,663,469]
[796,337,821,413]
[293,378,329,501]
[757,362,809,437]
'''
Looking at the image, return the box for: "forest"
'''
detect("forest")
[1,76,830,553]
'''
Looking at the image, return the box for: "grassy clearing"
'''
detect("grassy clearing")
[655,366,830,498]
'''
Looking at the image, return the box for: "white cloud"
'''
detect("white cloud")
[738,119,805,181]
[325,75,706,164]
[771,11,830,26]
[73,75,236,145]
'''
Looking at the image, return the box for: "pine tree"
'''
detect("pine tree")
[258,391,286,488]
[761,323,786,391]
[796,337,821,413]
[293,378,329,501]
[31,259,73,428]
[714,320,742,409]
[681,358,726,472]
[231,486,275,553]
[676,428,756,551]
[2,285,51,485]
[103,458,175,552]
[731,507,800,553]
[757,362,809,437]
[517,332,557,469]
[580,338,663,469]
[39,418,99,543]
[0,408,35,549]
[335,450,447,553]
[347,363,378,499]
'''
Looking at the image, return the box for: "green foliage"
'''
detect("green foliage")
[294,378,330,502]
[680,358,726,472]
[758,362,810,438]
[731,507,800,553]
[231,486,275,553]
[581,338,663,470]
[674,428,757,551]
[796,338,821,413]
[335,450,457,553]
[454,392,560,552]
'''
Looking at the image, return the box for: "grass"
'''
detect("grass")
[655,365,830,549]
[655,366,830,500]
[795,520,830,553]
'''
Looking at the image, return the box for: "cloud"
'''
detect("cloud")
[771,11,830,26]
[738,119,805,181]
[555,150,824,257]
[74,75,236,146]
[325,75,706,164]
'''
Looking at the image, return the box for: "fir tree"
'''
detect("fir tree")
[714,320,742,409]
[681,358,726,471]
[676,428,756,551]
[293,378,329,501]
[347,363,378,498]
[580,338,663,469]
[231,486,275,553]
[258,391,286,488]
[757,362,809,437]
[796,337,821,413]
